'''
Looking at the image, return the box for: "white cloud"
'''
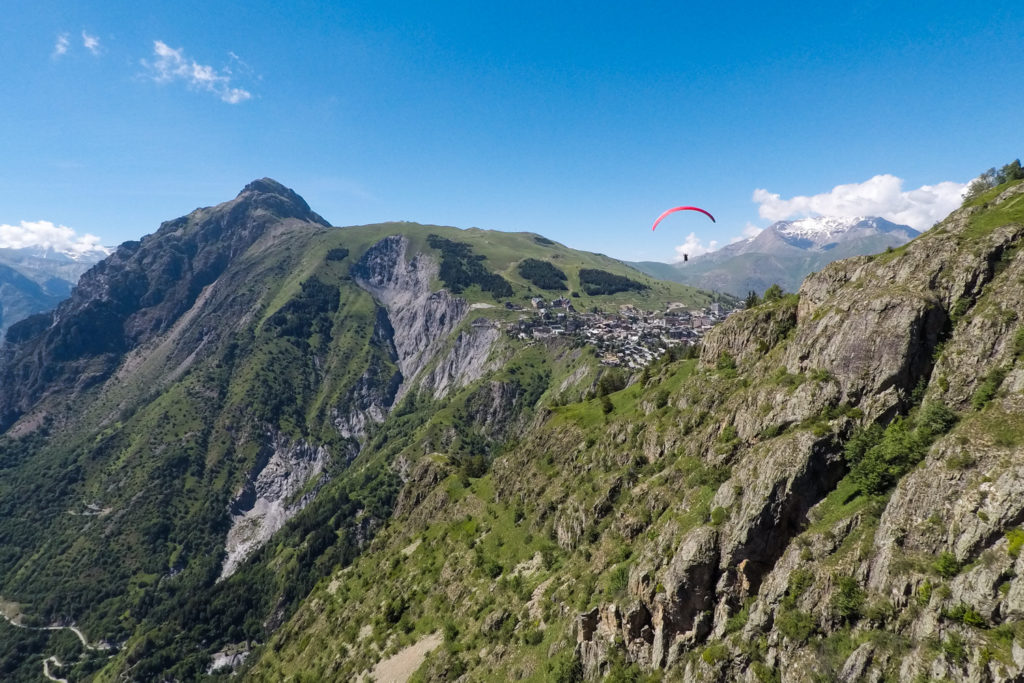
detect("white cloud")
[0,220,109,256]
[220,87,252,104]
[227,51,257,79]
[143,40,252,104]
[81,30,101,55]
[741,222,763,239]
[53,33,69,58]
[672,232,718,262]
[677,221,762,257]
[728,222,763,244]
[753,175,968,231]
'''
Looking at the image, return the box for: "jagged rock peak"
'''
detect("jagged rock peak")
[240,177,299,198]
[233,178,330,227]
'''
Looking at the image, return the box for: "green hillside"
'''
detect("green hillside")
[320,222,730,310]
[0,181,729,681]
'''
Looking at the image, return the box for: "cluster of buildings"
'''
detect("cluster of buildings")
[505,298,733,368]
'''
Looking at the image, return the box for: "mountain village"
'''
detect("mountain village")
[503,296,734,368]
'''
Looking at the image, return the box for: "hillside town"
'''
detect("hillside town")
[503,296,735,368]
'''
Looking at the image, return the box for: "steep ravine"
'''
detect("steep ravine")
[220,432,331,578]
[352,234,476,400]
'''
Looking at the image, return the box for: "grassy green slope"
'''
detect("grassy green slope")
[2,211,726,679]
[93,329,587,681]
[326,223,732,310]
[0,224,398,679]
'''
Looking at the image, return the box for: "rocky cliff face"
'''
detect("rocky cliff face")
[218,234,508,578]
[422,320,502,399]
[571,182,1024,681]
[352,235,500,401]
[353,235,465,386]
[331,306,403,440]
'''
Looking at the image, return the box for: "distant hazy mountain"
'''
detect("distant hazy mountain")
[0,245,108,337]
[630,216,919,296]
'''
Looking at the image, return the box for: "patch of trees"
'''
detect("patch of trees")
[326,247,349,261]
[577,268,649,296]
[426,235,513,297]
[844,400,957,495]
[267,276,340,341]
[662,342,700,363]
[118,444,403,680]
[517,258,568,290]
[533,235,555,246]
[744,283,785,308]
[964,159,1024,203]
[511,367,550,409]
[0,623,48,679]
[596,368,627,396]
[448,358,550,480]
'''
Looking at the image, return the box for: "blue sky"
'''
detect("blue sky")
[3,1,1023,262]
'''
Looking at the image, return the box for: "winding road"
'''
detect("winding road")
[43,656,68,683]
[1,599,112,680]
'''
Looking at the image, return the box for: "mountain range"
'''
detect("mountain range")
[0,245,108,339]
[631,216,920,297]
[0,176,1022,682]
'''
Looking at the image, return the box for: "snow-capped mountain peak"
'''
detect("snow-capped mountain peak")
[767,216,917,249]
[629,214,922,299]
[0,220,111,262]
[11,243,113,262]
[775,215,869,239]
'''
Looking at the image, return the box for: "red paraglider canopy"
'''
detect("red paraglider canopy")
[651,206,716,230]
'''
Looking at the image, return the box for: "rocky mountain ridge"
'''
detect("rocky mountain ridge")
[0,178,330,431]
[576,183,1024,680]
